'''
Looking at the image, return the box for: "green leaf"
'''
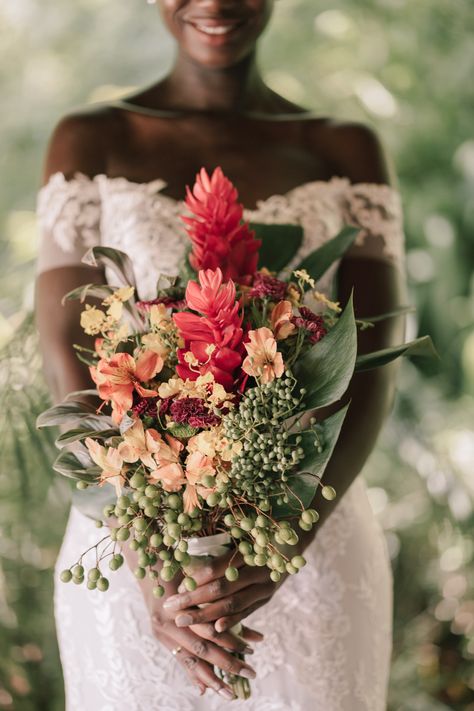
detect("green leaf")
[250,222,303,273]
[36,401,98,429]
[63,283,122,304]
[294,293,357,409]
[272,403,350,519]
[52,449,101,482]
[82,246,137,288]
[64,389,99,401]
[355,335,439,372]
[55,428,119,448]
[293,226,360,285]
[358,305,416,324]
[167,423,199,439]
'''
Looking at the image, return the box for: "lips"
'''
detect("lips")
[185,16,248,42]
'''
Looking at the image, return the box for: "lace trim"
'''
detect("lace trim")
[37,172,102,253]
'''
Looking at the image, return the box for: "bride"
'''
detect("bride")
[35,1,407,709]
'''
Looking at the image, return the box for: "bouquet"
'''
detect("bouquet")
[37,167,435,699]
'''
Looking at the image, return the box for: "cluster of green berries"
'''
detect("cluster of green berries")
[223,373,308,506]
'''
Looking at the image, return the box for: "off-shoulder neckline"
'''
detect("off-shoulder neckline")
[39,171,400,214]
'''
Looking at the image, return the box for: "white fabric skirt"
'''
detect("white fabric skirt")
[54,476,392,711]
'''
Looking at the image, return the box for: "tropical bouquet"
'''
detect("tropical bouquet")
[37,167,435,699]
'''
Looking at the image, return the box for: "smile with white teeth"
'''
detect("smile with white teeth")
[192,23,242,36]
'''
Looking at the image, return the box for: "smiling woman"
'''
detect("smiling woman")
[35,1,407,710]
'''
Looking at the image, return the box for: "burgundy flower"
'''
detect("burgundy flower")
[188,413,221,428]
[249,273,288,301]
[293,307,327,344]
[170,397,207,423]
[132,397,158,418]
[159,396,173,417]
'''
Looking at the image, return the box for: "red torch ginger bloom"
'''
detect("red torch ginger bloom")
[90,351,163,424]
[85,438,125,496]
[242,327,285,384]
[293,307,327,344]
[183,167,261,285]
[173,268,244,390]
[149,434,186,492]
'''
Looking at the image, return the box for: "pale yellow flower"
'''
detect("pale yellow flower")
[85,438,125,496]
[242,327,285,384]
[106,299,124,322]
[103,286,135,304]
[158,377,185,399]
[312,290,342,313]
[81,305,106,335]
[293,269,316,288]
[149,303,172,330]
[142,332,169,358]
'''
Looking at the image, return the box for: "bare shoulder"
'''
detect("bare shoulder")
[306,118,394,186]
[43,104,126,184]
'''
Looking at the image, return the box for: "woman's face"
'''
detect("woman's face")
[158,1,275,69]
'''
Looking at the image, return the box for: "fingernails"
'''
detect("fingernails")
[243,646,254,655]
[239,668,256,680]
[218,688,235,700]
[177,582,186,594]
[163,596,179,610]
[175,613,193,627]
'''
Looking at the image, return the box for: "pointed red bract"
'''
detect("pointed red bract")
[183,167,261,285]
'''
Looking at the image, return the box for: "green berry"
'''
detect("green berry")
[206,492,220,507]
[238,541,252,556]
[133,518,147,533]
[134,567,146,580]
[118,495,131,509]
[178,539,188,552]
[76,480,88,490]
[285,563,298,575]
[60,569,72,583]
[152,585,165,598]
[117,526,130,541]
[150,533,163,547]
[130,472,146,489]
[270,570,281,583]
[72,576,84,585]
[254,554,267,567]
[225,567,239,582]
[97,577,109,592]
[129,539,140,551]
[291,556,306,570]
[145,485,158,498]
[301,510,314,525]
[88,568,101,582]
[321,485,337,501]
[230,526,243,539]
[298,520,313,532]
[95,519,103,528]
[73,565,84,578]
[184,577,197,591]
[167,494,181,510]
[160,565,177,582]
[144,505,158,518]
[87,580,97,590]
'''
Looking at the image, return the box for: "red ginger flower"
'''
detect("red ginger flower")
[183,167,261,285]
[173,268,244,390]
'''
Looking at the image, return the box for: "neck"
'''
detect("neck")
[158,51,274,113]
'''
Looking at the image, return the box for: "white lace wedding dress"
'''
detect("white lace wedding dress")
[37,172,406,711]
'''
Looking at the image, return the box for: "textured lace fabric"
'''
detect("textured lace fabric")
[37,172,401,711]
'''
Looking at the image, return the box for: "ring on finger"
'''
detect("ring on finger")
[172,646,183,656]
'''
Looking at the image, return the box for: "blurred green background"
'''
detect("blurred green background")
[0,0,473,709]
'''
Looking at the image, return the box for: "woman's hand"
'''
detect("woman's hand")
[163,550,286,633]
[120,538,262,697]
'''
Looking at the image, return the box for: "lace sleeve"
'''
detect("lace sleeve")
[340,182,406,271]
[36,172,101,273]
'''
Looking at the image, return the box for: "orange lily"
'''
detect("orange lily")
[270,300,296,340]
[117,420,162,469]
[242,327,285,384]
[85,438,125,496]
[90,350,163,424]
[149,434,186,492]
[183,451,215,514]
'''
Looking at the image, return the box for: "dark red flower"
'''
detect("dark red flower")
[249,272,288,301]
[183,167,261,285]
[169,397,221,428]
[132,396,159,418]
[137,296,186,311]
[159,396,173,416]
[293,307,327,344]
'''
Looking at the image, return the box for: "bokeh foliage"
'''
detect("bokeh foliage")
[0,0,473,709]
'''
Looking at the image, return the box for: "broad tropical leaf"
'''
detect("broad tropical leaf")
[250,222,303,273]
[55,427,119,448]
[272,403,349,519]
[294,293,357,409]
[355,335,439,371]
[82,245,137,288]
[293,226,359,285]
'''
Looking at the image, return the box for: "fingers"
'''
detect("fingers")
[172,583,273,627]
[183,551,245,588]
[190,622,254,655]
[155,627,235,700]
[165,565,259,612]
[158,622,257,683]
[240,625,265,643]
[215,602,264,633]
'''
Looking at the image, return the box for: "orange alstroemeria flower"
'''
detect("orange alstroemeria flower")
[90,350,163,424]
[149,434,186,492]
[242,327,285,384]
[270,300,296,341]
[183,451,215,514]
[117,419,162,469]
[85,438,125,496]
